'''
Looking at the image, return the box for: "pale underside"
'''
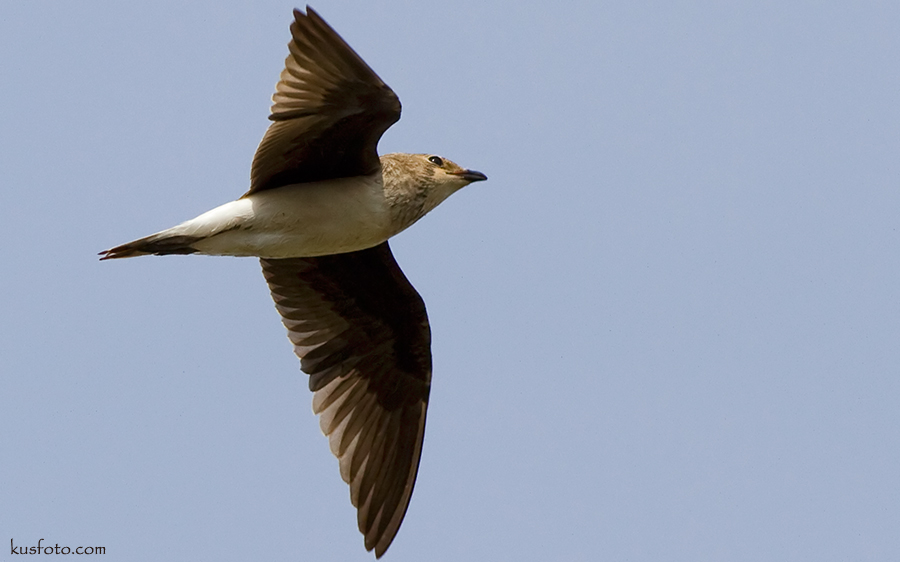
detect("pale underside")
[168,173,392,259]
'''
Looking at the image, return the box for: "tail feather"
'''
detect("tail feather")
[99,234,204,260]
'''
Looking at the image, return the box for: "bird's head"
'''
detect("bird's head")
[380,152,487,234]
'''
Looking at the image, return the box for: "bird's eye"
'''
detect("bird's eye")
[428,155,444,167]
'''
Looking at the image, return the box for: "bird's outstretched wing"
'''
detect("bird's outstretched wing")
[247,7,401,194]
[260,242,431,558]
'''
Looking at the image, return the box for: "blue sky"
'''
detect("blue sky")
[2,1,899,560]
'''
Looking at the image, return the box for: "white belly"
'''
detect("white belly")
[174,174,392,258]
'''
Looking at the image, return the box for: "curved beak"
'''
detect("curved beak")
[451,169,488,183]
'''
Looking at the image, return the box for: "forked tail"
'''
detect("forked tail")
[98,234,204,260]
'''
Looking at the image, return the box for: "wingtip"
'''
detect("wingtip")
[294,6,322,21]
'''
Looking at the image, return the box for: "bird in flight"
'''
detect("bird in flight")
[100,7,486,557]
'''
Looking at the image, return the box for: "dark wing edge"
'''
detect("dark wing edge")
[260,241,431,557]
[247,7,401,194]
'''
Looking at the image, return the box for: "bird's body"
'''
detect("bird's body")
[110,152,474,260]
[114,172,389,258]
[179,172,390,258]
[100,6,485,559]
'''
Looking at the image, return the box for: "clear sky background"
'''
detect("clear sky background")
[2,1,898,560]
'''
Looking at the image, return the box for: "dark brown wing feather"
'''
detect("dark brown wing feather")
[246,7,401,194]
[260,241,431,558]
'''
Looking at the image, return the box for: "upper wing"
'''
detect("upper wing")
[247,8,401,195]
[260,241,431,558]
